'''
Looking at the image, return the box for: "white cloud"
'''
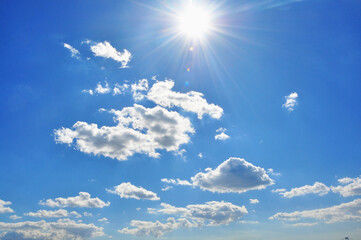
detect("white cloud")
[82,81,111,95]
[90,41,131,68]
[113,83,129,95]
[98,218,108,222]
[24,209,81,218]
[249,199,259,204]
[198,153,203,158]
[131,79,148,101]
[39,192,110,208]
[147,80,223,119]
[287,222,318,227]
[9,215,21,220]
[278,182,330,198]
[54,104,194,161]
[272,189,286,193]
[0,218,104,240]
[282,92,298,111]
[161,186,173,191]
[161,178,192,186]
[214,127,230,141]
[121,201,247,237]
[267,168,281,176]
[63,43,80,59]
[270,198,361,224]
[119,217,195,238]
[0,200,14,214]
[331,176,361,197]
[191,158,274,193]
[239,220,259,224]
[83,212,93,217]
[107,182,160,201]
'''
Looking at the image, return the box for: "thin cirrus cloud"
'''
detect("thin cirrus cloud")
[90,41,131,68]
[161,157,274,194]
[331,175,361,197]
[147,79,223,119]
[107,182,160,201]
[276,182,330,198]
[214,127,230,141]
[120,201,248,237]
[54,104,195,161]
[0,219,104,240]
[63,43,80,59]
[39,192,110,208]
[0,200,14,214]
[24,209,82,218]
[270,198,361,224]
[282,92,298,111]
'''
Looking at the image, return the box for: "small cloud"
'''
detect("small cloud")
[267,168,281,177]
[0,199,14,213]
[278,182,330,198]
[198,153,203,158]
[107,182,160,201]
[9,215,22,220]
[98,217,108,222]
[215,128,230,141]
[63,43,80,59]
[249,199,259,204]
[239,220,259,224]
[283,92,298,111]
[39,192,110,208]
[90,41,131,68]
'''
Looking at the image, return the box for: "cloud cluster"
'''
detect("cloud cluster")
[214,127,230,141]
[0,219,104,240]
[131,79,149,101]
[282,92,298,111]
[0,200,13,214]
[270,198,361,224]
[276,182,330,198]
[39,192,110,208]
[82,81,129,96]
[24,209,81,218]
[54,104,194,161]
[63,43,80,59]
[107,182,160,201]
[121,201,247,237]
[147,80,223,119]
[331,176,361,197]
[90,41,131,68]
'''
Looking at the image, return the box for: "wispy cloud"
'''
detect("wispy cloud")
[331,175,361,197]
[277,182,330,198]
[283,92,298,111]
[63,43,80,59]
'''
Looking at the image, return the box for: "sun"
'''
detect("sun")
[177,4,212,39]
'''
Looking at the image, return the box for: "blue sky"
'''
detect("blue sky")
[0,0,361,239]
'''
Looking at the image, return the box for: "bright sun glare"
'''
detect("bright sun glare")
[178,4,212,39]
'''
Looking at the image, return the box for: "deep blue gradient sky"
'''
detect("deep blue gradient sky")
[0,0,361,239]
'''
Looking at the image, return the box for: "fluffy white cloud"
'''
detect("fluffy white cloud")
[214,127,230,141]
[107,182,160,201]
[54,104,194,161]
[249,199,259,204]
[98,218,108,222]
[131,79,148,101]
[63,43,80,59]
[0,218,104,240]
[24,210,81,218]
[119,217,195,238]
[191,158,274,193]
[270,198,361,224]
[0,200,14,214]
[39,192,110,208]
[147,80,223,119]
[90,41,131,68]
[121,201,247,237]
[331,176,361,197]
[282,92,298,111]
[267,168,281,176]
[198,153,203,158]
[278,182,330,198]
[113,83,129,95]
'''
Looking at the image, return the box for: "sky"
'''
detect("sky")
[0,0,361,239]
